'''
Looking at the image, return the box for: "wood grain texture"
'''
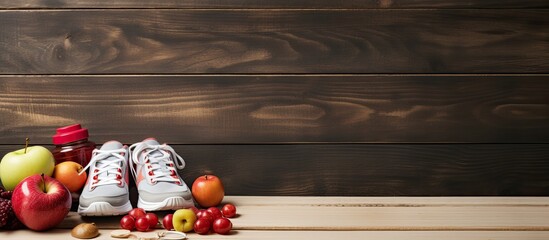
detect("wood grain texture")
[55,197,549,231]
[1,144,548,196]
[0,10,547,74]
[59,206,549,230]
[1,75,548,144]
[1,0,548,9]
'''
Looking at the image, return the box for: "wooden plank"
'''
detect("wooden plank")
[230,205,549,230]
[1,75,548,144]
[1,0,548,9]
[1,144,549,196]
[3,230,549,240]
[0,10,547,74]
[54,197,549,230]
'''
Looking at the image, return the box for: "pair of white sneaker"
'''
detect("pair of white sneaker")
[77,138,194,216]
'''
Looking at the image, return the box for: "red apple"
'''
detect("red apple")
[222,204,237,218]
[11,174,71,231]
[120,215,136,230]
[192,175,224,207]
[193,218,211,235]
[213,217,232,235]
[162,214,174,230]
[207,207,223,220]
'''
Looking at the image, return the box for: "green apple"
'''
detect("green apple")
[0,146,55,190]
[173,208,197,233]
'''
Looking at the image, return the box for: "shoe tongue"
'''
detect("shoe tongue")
[142,138,163,158]
[141,139,170,174]
[96,141,124,179]
[100,140,123,151]
[143,138,160,146]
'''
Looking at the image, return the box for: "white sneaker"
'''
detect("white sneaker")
[129,138,194,211]
[78,141,132,216]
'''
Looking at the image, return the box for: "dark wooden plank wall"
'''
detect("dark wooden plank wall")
[0,1,548,196]
[1,0,548,9]
[1,10,548,73]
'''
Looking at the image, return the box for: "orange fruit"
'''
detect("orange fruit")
[53,161,87,192]
[192,175,225,207]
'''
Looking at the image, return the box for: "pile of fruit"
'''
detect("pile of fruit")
[119,203,236,235]
[118,174,237,235]
[0,138,240,237]
[0,140,73,231]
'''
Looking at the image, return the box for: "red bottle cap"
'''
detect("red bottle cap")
[52,124,89,145]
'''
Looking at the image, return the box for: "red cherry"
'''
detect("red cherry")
[206,207,223,220]
[189,206,200,214]
[196,210,205,218]
[197,210,214,222]
[135,217,151,232]
[213,217,232,235]
[162,214,174,230]
[194,218,211,235]
[120,215,135,230]
[221,204,237,218]
[145,212,159,229]
[129,208,147,219]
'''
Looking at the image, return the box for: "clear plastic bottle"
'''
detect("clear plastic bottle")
[51,124,96,167]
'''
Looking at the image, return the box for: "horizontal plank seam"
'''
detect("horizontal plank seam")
[2,74,549,77]
[1,8,549,11]
[1,143,549,146]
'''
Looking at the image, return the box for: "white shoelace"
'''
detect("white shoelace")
[79,148,127,189]
[129,142,185,184]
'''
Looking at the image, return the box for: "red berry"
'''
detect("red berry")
[120,215,135,231]
[193,218,211,235]
[162,214,174,230]
[135,217,151,232]
[189,206,199,214]
[213,217,232,235]
[144,212,158,229]
[221,204,237,218]
[206,207,223,220]
[197,210,214,222]
[129,208,146,219]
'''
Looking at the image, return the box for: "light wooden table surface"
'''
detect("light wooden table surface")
[2,196,549,239]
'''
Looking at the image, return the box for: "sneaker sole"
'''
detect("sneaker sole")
[138,196,194,211]
[78,201,133,216]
